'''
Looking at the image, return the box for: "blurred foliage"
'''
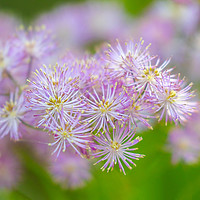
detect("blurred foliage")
[0,0,154,22]
[0,0,84,21]
[119,0,155,16]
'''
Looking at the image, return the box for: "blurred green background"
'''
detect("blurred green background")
[0,0,200,200]
[0,0,154,21]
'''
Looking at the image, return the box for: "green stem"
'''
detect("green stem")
[19,118,47,132]
[135,83,148,102]
[0,93,9,96]
[5,69,22,91]
[26,56,33,81]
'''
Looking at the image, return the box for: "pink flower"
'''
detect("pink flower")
[26,63,84,127]
[92,123,144,175]
[47,112,91,157]
[154,75,197,125]
[83,82,128,131]
[14,25,56,59]
[168,127,200,164]
[0,40,24,81]
[50,151,91,189]
[0,90,26,140]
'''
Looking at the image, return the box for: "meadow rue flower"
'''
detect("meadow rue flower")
[27,63,84,127]
[105,38,155,77]
[0,40,24,81]
[50,151,91,189]
[83,82,128,132]
[126,58,173,93]
[14,25,56,60]
[0,90,26,140]
[61,53,106,91]
[154,75,197,125]
[105,39,174,94]
[47,112,91,157]
[92,123,144,175]
[125,94,155,129]
[168,127,200,164]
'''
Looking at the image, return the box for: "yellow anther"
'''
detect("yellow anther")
[110,140,121,151]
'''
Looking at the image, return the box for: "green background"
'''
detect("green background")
[0,0,155,21]
[0,0,200,199]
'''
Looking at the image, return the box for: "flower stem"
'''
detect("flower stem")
[0,93,9,96]
[19,118,47,132]
[26,56,33,81]
[5,69,20,88]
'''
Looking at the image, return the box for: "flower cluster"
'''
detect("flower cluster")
[0,6,198,189]
[25,37,197,175]
[0,1,200,190]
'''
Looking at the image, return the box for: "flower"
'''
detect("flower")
[0,40,24,81]
[92,123,144,175]
[105,38,155,77]
[50,151,91,189]
[14,25,55,59]
[154,75,197,125]
[83,82,128,132]
[168,127,200,164]
[27,63,84,127]
[61,53,106,91]
[0,90,26,140]
[127,58,173,93]
[47,112,91,157]
[125,95,155,129]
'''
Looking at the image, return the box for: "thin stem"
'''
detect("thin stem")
[135,83,148,103]
[0,93,9,96]
[5,69,20,88]
[19,118,48,132]
[26,56,33,81]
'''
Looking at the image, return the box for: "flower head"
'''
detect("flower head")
[0,40,24,81]
[50,151,91,189]
[83,82,128,132]
[27,63,84,127]
[47,112,91,157]
[154,75,197,125]
[105,38,154,77]
[125,95,155,129]
[15,25,55,59]
[92,123,144,175]
[61,54,106,91]
[0,90,26,140]
[168,127,200,164]
[127,58,173,93]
